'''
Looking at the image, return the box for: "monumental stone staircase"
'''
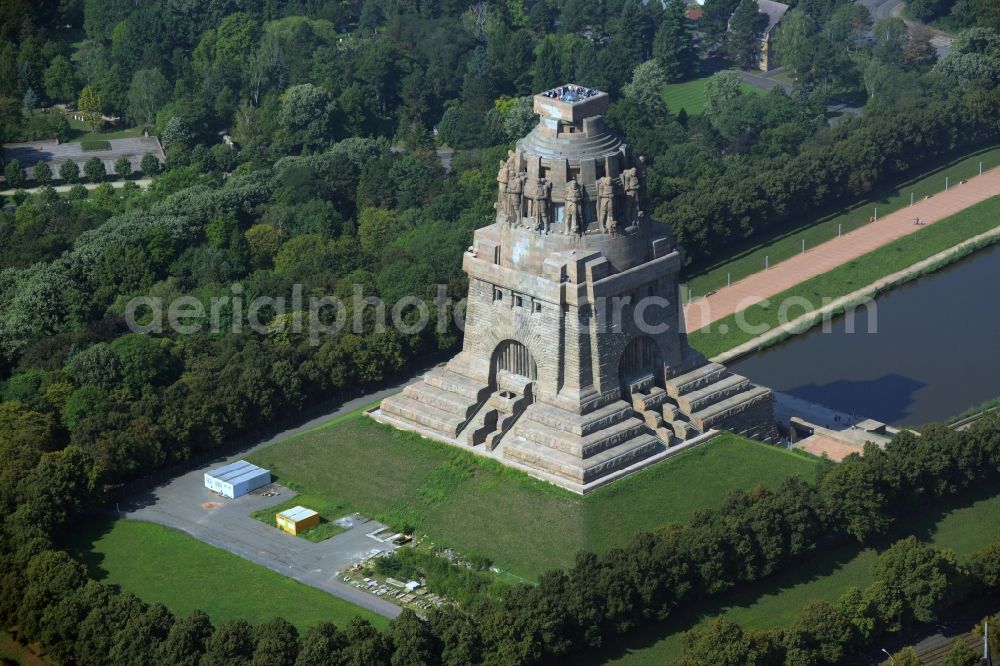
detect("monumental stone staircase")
[378,361,775,490]
[503,400,662,485]
[379,366,491,439]
[627,362,776,444]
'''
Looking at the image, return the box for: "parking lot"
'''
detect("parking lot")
[3,137,166,177]
[121,462,403,619]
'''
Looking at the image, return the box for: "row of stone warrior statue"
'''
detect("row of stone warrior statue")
[496,152,644,235]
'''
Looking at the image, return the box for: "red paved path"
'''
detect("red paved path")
[683,168,1000,332]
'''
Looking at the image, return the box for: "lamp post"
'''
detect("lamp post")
[881,648,896,665]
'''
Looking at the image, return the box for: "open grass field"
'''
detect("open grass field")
[590,485,1000,665]
[0,632,49,665]
[68,520,389,631]
[686,145,1000,298]
[250,493,347,542]
[688,194,1000,358]
[248,411,818,578]
[661,75,763,115]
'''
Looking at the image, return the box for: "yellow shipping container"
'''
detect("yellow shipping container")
[275,505,320,535]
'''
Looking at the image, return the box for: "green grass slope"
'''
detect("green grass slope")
[70,520,390,631]
[249,411,818,578]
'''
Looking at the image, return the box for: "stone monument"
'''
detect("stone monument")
[373,85,776,493]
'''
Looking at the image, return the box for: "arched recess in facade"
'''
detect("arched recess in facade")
[490,340,538,383]
[618,335,663,386]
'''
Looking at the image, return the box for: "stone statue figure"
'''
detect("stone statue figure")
[506,171,524,226]
[564,177,583,234]
[527,177,552,233]
[496,159,510,220]
[622,167,640,224]
[596,175,617,234]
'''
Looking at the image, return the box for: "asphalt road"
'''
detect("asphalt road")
[118,364,435,619]
[857,0,903,21]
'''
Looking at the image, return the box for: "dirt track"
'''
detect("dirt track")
[683,168,1000,332]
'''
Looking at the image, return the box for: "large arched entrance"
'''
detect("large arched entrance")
[491,340,537,383]
[619,336,662,386]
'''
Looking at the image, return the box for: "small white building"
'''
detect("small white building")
[204,460,271,498]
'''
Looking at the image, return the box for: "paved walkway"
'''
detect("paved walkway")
[1,177,151,197]
[683,167,1000,332]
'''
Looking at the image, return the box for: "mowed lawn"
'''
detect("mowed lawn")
[69,520,389,631]
[248,411,818,578]
[592,485,1000,665]
[661,75,763,115]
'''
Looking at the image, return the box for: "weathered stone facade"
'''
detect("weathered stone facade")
[374,85,776,493]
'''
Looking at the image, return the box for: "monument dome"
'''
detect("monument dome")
[374,85,776,493]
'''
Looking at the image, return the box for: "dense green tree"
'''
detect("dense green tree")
[67,343,122,391]
[251,617,298,666]
[389,609,438,666]
[776,10,818,82]
[703,71,744,118]
[944,639,979,666]
[59,160,80,183]
[872,537,963,624]
[32,160,51,184]
[824,4,873,54]
[622,60,670,112]
[114,156,132,180]
[782,599,856,665]
[278,84,336,152]
[874,17,909,66]
[78,84,102,131]
[295,622,348,666]
[83,156,106,183]
[727,0,768,69]
[653,0,698,82]
[61,386,109,429]
[678,616,780,666]
[139,153,160,176]
[43,55,77,102]
[127,68,170,127]
[4,159,25,188]
[202,618,255,666]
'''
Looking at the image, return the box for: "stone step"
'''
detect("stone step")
[623,371,657,395]
[676,374,751,414]
[504,433,662,484]
[666,363,729,398]
[380,393,466,437]
[527,400,633,436]
[639,408,664,430]
[631,386,667,412]
[402,382,479,419]
[671,419,700,440]
[690,385,772,431]
[422,367,487,402]
[512,413,647,458]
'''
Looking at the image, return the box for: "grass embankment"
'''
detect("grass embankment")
[660,76,763,115]
[250,494,347,542]
[689,194,1000,359]
[69,520,389,631]
[248,411,818,579]
[686,146,1000,298]
[592,485,1000,665]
